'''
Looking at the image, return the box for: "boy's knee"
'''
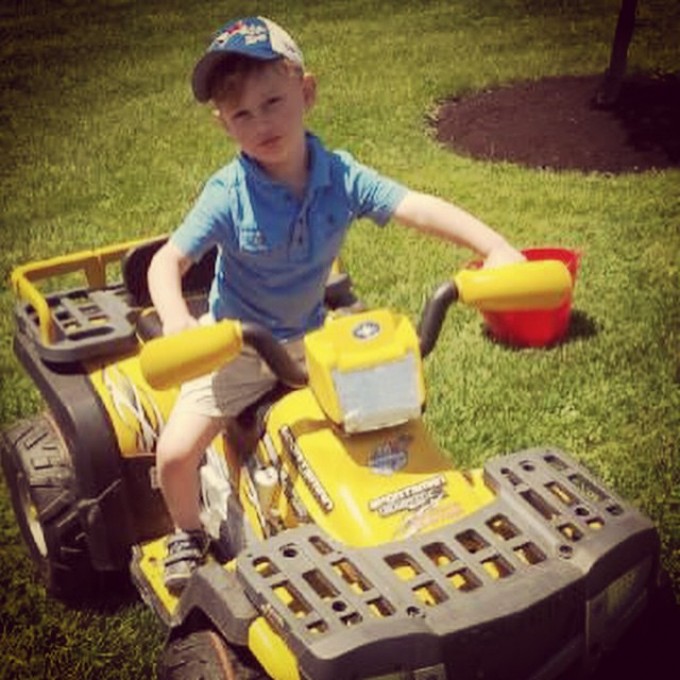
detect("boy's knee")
[156,436,195,473]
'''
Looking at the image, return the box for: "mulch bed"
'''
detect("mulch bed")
[433,73,680,173]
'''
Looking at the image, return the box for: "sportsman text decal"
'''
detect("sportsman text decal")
[368,475,447,517]
[280,426,334,513]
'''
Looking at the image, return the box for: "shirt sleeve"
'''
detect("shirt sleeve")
[170,173,233,261]
[337,151,408,226]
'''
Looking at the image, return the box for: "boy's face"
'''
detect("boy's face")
[215,62,315,171]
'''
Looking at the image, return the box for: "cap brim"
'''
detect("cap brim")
[191,48,279,103]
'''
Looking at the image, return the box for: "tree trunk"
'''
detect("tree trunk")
[593,0,638,108]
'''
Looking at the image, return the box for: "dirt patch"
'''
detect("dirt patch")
[433,73,680,173]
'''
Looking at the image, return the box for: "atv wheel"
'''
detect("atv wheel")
[0,414,98,599]
[158,626,268,680]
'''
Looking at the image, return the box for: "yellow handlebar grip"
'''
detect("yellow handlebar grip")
[140,319,244,390]
[454,260,573,312]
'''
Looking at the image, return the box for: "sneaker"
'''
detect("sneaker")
[163,529,209,593]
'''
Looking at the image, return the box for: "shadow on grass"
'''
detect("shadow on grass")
[612,73,680,166]
[564,309,599,343]
[59,570,141,615]
[481,308,599,349]
[590,577,680,679]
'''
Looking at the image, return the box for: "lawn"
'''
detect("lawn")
[1,0,678,678]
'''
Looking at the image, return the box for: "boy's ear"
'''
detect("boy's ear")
[302,73,317,111]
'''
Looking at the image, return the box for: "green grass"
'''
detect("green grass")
[1,0,679,677]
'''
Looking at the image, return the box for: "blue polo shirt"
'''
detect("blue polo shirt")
[171,133,407,340]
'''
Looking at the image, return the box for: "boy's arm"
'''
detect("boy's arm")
[147,240,199,336]
[392,190,525,267]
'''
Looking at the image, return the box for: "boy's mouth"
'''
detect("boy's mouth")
[259,135,282,151]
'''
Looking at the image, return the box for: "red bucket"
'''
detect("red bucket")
[480,247,580,348]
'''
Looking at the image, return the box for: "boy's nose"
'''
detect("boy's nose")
[254,113,274,134]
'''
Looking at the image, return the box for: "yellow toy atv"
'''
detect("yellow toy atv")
[1,236,660,680]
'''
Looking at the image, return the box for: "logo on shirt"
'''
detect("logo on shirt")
[240,228,268,253]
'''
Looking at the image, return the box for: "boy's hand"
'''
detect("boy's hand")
[483,244,526,269]
[162,315,199,337]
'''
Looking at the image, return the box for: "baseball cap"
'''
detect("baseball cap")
[192,16,304,102]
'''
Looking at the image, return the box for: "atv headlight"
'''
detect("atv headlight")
[333,353,422,432]
[305,310,425,432]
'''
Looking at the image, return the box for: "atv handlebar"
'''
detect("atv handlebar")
[242,323,309,387]
[419,259,573,358]
[140,260,572,391]
[418,281,458,359]
[139,319,308,391]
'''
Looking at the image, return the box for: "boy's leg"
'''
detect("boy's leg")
[156,348,279,592]
[158,346,278,530]
[156,341,305,592]
[156,410,224,531]
[156,410,223,592]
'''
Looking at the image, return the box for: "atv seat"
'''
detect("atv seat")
[122,236,215,342]
[122,236,216,309]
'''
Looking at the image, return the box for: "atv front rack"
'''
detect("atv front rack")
[232,448,657,680]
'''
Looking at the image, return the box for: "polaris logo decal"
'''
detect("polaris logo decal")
[369,475,447,517]
[280,426,334,513]
[352,320,380,340]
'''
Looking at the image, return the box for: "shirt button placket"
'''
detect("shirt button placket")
[291,199,309,255]
[292,217,305,255]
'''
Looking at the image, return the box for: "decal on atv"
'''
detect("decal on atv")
[262,432,309,523]
[264,430,310,523]
[368,475,447,517]
[280,426,334,513]
[369,434,412,475]
[200,446,233,538]
[102,365,163,452]
[261,432,280,467]
[395,499,463,539]
[243,465,268,536]
[352,320,380,340]
[279,466,311,523]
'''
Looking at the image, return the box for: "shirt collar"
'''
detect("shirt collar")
[238,132,331,196]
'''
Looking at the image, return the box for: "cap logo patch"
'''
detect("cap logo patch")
[214,20,268,47]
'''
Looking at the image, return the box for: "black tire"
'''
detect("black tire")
[0,413,99,599]
[158,624,269,680]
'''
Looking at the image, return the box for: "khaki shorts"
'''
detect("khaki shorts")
[174,318,306,419]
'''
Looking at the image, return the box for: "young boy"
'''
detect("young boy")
[148,16,525,592]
